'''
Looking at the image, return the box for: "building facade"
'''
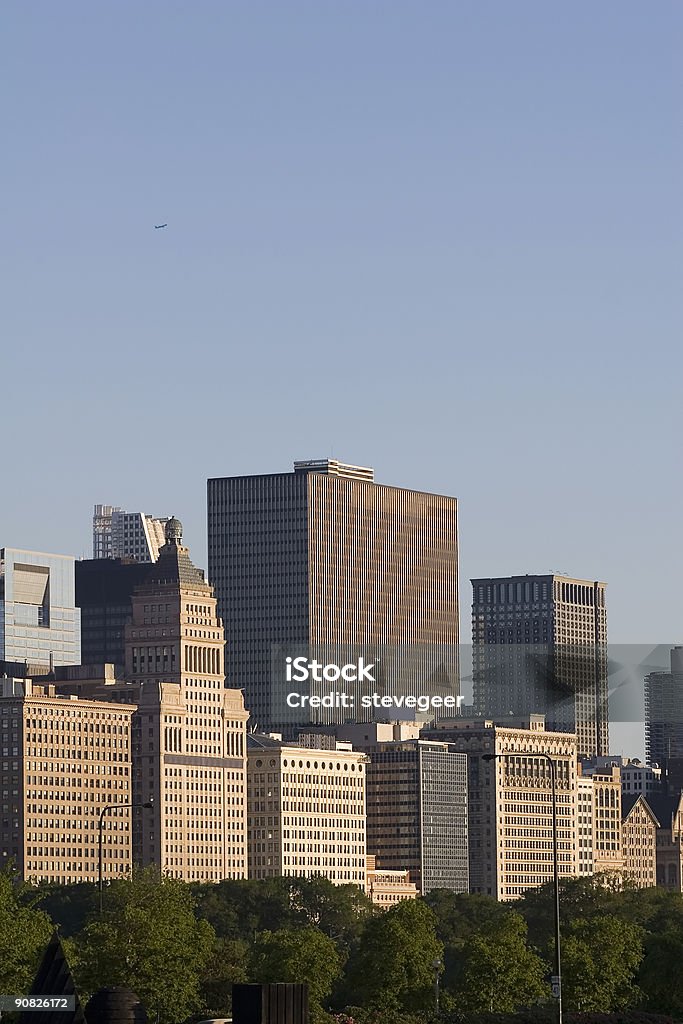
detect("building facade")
[119,518,249,881]
[340,728,468,895]
[577,772,594,876]
[0,548,81,668]
[207,459,460,732]
[365,854,418,907]
[645,648,683,768]
[471,575,608,758]
[0,675,135,884]
[93,505,168,563]
[649,794,683,891]
[75,558,151,667]
[429,715,578,900]
[591,766,624,879]
[621,795,658,889]
[246,733,367,886]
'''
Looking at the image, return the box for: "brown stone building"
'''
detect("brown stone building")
[649,793,683,890]
[54,519,249,883]
[207,459,460,734]
[591,766,624,879]
[0,676,135,884]
[621,794,658,888]
[429,715,578,900]
[246,733,366,886]
[365,855,418,907]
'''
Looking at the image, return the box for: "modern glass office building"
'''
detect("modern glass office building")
[0,547,81,668]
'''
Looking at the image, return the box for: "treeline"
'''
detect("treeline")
[2,868,683,1024]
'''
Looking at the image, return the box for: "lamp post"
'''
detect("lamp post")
[482,751,562,1024]
[432,958,441,1015]
[98,799,153,913]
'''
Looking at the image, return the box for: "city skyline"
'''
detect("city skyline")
[3,2,680,659]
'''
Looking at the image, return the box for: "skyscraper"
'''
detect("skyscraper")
[338,726,469,895]
[0,548,81,668]
[75,558,151,666]
[645,647,683,767]
[207,459,460,732]
[428,715,578,900]
[471,574,608,758]
[121,517,249,880]
[92,505,168,563]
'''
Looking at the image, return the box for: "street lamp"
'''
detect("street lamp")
[98,799,154,913]
[482,751,562,1024]
[432,958,441,1015]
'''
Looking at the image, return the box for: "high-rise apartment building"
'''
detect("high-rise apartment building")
[207,459,460,731]
[471,574,608,758]
[645,648,683,767]
[429,715,578,900]
[0,548,81,668]
[92,505,168,563]
[337,723,468,894]
[0,676,135,884]
[75,558,151,666]
[246,733,367,886]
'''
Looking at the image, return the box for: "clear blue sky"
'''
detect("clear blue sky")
[3,1,681,667]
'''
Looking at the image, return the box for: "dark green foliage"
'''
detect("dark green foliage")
[8,875,683,1022]
[0,864,53,994]
[249,927,343,1024]
[448,912,549,1012]
[71,867,214,1024]
[341,898,443,1014]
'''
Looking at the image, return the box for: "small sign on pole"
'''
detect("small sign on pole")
[551,976,561,999]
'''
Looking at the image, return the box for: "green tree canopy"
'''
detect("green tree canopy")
[449,911,548,1013]
[638,928,683,1016]
[193,876,296,940]
[342,898,443,1014]
[72,867,214,1024]
[249,926,343,1023]
[0,865,54,994]
[288,876,374,948]
[560,914,644,1012]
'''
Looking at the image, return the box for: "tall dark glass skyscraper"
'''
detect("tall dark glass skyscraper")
[471,574,609,758]
[207,459,460,730]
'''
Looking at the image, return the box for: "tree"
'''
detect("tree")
[341,898,443,1014]
[0,864,54,994]
[249,927,343,1024]
[199,937,250,1019]
[72,868,214,1024]
[517,875,622,952]
[27,882,98,937]
[288,876,374,948]
[449,912,548,1013]
[560,914,644,1011]
[193,876,297,940]
[425,890,512,947]
[638,928,683,1016]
